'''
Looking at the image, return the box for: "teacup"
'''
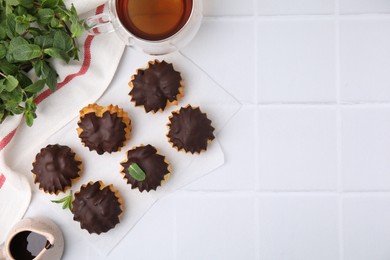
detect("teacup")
[0,218,64,260]
[85,0,203,55]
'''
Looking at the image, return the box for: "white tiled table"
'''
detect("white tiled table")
[64,1,390,259]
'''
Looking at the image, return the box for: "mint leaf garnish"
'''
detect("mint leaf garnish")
[128,163,146,181]
[51,190,73,211]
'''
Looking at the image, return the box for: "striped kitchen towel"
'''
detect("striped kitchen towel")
[0,0,125,243]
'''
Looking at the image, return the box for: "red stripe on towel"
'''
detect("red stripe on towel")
[0,174,6,189]
[0,129,17,152]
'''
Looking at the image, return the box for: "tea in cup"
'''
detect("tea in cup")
[85,0,203,55]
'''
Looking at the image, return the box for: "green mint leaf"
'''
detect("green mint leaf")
[18,0,34,9]
[69,5,84,38]
[16,6,28,16]
[2,88,23,108]
[15,14,35,23]
[5,5,13,15]
[54,7,70,22]
[11,44,42,61]
[8,106,24,115]
[49,17,63,28]
[61,200,68,209]
[51,196,68,203]
[15,16,26,23]
[58,0,66,7]
[24,79,45,93]
[69,4,79,18]
[25,14,37,22]
[25,111,35,126]
[15,72,33,89]
[0,24,6,40]
[70,20,84,38]
[32,60,44,77]
[70,47,80,60]
[15,14,36,23]
[42,0,59,8]
[53,30,73,52]
[4,75,19,92]
[6,14,17,38]
[41,61,57,92]
[37,8,54,25]
[44,47,70,63]
[6,0,19,6]
[25,97,36,110]
[15,72,32,87]
[55,5,71,16]
[51,190,73,211]
[9,36,29,48]
[128,163,146,181]
[0,60,18,75]
[15,21,29,35]
[34,34,54,49]
[0,44,6,59]
[0,79,6,94]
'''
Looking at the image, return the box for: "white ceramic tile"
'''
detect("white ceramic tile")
[340,0,390,14]
[340,20,390,102]
[175,193,256,260]
[257,107,338,190]
[204,0,254,16]
[182,19,256,103]
[343,196,390,260]
[257,0,335,15]
[257,20,337,103]
[258,195,339,260]
[184,107,256,191]
[89,197,175,260]
[341,107,390,191]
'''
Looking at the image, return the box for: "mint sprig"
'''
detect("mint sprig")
[51,190,73,211]
[0,0,84,126]
[128,163,146,182]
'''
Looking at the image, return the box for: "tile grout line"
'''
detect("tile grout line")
[241,102,390,107]
[204,13,390,21]
[335,0,345,259]
[254,0,261,259]
[254,195,260,260]
[177,190,390,196]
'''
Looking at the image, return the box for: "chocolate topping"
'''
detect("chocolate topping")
[121,145,170,192]
[78,111,127,155]
[32,144,81,194]
[129,60,183,113]
[72,182,122,234]
[167,106,215,154]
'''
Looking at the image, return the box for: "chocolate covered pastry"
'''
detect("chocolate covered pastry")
[77,104,131,155]
[120,145,170,192]
[72,181,123,234]
[129,60,184,113]
[167,105,215,154]
[32,144,82,194]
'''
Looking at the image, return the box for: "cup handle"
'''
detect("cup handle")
[84,13,115,35]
